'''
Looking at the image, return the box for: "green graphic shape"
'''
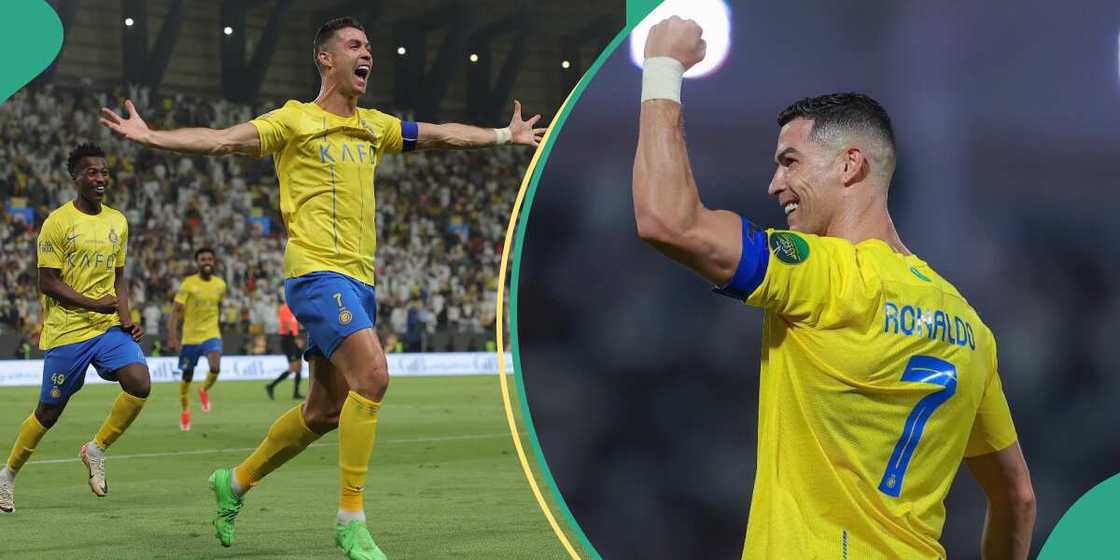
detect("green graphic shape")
[0,1,63,104]
[508,1,666,558]
[1039,473,1120,558]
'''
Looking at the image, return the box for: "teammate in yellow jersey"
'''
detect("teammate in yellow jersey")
[168,247,227,431]
[633,18,1036,560]
[100,15,544,559]
[0,144,150,514]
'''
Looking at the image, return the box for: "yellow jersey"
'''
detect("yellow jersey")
[174,273,226,345]
[250,100,410,285]
[36,201,128,350]
[737,230,1017,560]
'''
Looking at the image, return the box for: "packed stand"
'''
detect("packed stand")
[0,83,524,356]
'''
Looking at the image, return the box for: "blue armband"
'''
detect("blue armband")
[402,120,419,152]
[711,217,768,300]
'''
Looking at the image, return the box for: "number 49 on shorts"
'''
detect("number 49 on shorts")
[879,355,958,497]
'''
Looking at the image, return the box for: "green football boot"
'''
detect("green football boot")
[334,519,388,560]
[208,468,243,547]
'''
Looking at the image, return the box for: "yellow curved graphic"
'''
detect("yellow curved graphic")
[496,87,584,560]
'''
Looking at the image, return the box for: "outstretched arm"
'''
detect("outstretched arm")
[965,442,1036,560]
[100,100,261,156]
[416,100,546,150]
[633,17,741,286]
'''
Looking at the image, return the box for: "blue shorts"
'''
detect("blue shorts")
[41,327,147,405]
[285,272,376,359]
[178,337,222,373]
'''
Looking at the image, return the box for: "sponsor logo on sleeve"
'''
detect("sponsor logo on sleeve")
[769,231,810,265]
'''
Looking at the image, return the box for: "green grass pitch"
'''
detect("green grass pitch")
[0,375,566,559]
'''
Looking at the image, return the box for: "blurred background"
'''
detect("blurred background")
[0,0,622,358]
[518,0,1120,558]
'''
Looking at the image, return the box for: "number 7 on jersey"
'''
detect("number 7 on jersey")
[879,355,958,497]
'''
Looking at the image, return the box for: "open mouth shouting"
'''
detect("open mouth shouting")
[353,63,371,89]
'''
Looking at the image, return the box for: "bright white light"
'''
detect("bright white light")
[223,26,233,36]
[469,53,479,63]
[397,46,406,55]
[561,60,571,69]
[628,0,732,79]
[124,17,134,27]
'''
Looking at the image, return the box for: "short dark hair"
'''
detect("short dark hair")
[66,143,106,179]
[777,93,895,152]
[195,247,215,259]
[313,16,365,71]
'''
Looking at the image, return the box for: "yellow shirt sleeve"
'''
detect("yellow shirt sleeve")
[366,109,404,156]
[250,103,298,156]
[964,367,1018,457]
[174,279,190,305]
[746,230,875,327]
[36,214,64,269]
[115,219,128,266]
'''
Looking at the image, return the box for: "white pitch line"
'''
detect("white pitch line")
[27,432,517,466]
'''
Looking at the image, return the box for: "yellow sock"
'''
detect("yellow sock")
[338,391,381,513]
[232,405,320,491]
[93,392,146,450]
[5,414,48,472]
[179,380,190,412]
[203,370,219,391]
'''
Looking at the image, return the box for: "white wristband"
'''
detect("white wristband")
[494,127,512,145]
[641,57,685,103]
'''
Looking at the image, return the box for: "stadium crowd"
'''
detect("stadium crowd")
[0,83,521,356]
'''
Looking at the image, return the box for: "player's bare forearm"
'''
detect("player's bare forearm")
[966,443,1036,560]
[141,124,260,156]
[980,505,1034,560]
[100,100,260,156]
[114,268,131,325]
[167,307,182,344]
[416,100,545,150]
[38,268,114,313]
[416,123,498,150]
[633,100,740,285]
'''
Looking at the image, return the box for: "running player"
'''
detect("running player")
[0,143,150,513]
[100,16,544,559]
[168,247,227,431]
[267,293,305,400]
[632,18,1036,559]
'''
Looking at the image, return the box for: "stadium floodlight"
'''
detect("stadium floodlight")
[469,53,480,63]
[124,17,134,27]
[223,26,233,36]
[628,0,732,78]
[562,60,571,69]
[397,46,407,55]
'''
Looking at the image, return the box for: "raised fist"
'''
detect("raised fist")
[644,16,707,71]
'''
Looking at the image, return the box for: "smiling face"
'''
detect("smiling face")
[319,26,373,96]
[73,156,110,210]
[767,118,847,234]
[196,251,215,276]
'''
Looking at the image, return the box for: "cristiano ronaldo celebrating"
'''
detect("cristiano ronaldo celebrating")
[100,16,543,560]
[633,17,1036,560]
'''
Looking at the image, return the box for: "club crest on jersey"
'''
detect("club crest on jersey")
[339,309,352,325]
[108,228,119,245]
[770,231,809,265]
